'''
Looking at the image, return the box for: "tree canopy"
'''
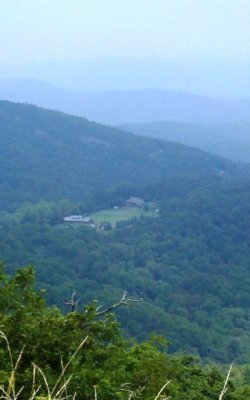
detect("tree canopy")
[0,265,248,400]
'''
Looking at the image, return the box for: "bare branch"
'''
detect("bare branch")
[95,291,143,317]
[94,385,98,400]
[219,363,234,400]
[64,290,79,312]
[153,381,171,400]
[121,383,145,399]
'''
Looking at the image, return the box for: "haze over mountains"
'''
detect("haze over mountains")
[1,57,250,97]
[2,78,250,126]
[2,77,250,162]
[121,121,250,163]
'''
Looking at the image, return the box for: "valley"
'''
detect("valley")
[0,101,249,365]
[1,3,250,399]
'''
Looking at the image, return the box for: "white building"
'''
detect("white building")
[64,215,91,223]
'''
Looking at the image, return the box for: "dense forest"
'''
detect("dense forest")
[0,101,250,397]
[1,178,250,363]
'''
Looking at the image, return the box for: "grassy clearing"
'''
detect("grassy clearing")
[90,207,158,228]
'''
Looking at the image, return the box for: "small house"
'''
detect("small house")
[126,197,145,207]
[63,215,95,227]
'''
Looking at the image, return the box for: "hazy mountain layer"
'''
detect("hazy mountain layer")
[1,57,250,97]
[120,121,250,162]
[2,79,250,125]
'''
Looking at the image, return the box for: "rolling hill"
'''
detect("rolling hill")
[1,100,247,211]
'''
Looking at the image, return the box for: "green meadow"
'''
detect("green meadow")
[90,206,158,228]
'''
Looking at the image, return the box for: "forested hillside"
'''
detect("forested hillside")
[1,179,250,362]
[1,100,247,211]
[2,1,250,398]
[0,101,250,365]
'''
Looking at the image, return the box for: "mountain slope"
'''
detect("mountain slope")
[1,100,246,211]
[120,120,250,162]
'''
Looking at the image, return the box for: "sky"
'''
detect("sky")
[1,0,250,64]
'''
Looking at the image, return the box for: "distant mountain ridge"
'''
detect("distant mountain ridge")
[0,79,84,116]
[2,79,250,125]
[1,56,250,96]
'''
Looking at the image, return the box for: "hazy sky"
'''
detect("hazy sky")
[1,0,250,64]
